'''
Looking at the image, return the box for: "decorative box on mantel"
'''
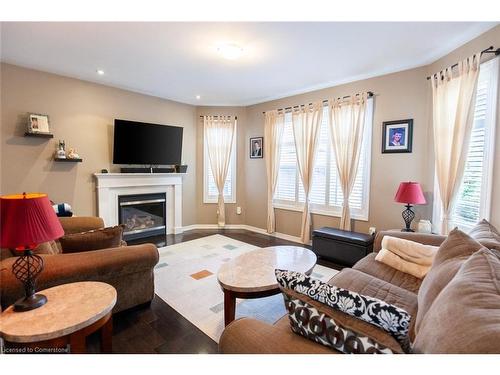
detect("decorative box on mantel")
[94,173,186,237]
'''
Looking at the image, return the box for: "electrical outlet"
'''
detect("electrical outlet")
[236,207,242,215]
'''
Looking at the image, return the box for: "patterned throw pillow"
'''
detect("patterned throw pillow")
[282,290,397,354]
[275,269,412,352]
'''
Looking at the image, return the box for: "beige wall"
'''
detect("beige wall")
[0,63,198,225]
[195,106,247,225]
[2,25,499,235]
[244,67,433,236]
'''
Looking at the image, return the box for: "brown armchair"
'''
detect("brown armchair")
[0,217,159,313]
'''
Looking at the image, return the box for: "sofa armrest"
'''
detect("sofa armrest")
[0,244,158,309]
[219,318,336,354]
[59,216,105,235]
[373,231,446,252]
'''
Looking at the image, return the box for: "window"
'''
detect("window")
[433,57,498,231]
[274,98,373,220]
[203,127,237,204]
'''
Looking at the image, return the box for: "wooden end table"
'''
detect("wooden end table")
[217,246,317,326]
[0,281,116,354]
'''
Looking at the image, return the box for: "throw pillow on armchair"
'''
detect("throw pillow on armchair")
[59,224,126,253]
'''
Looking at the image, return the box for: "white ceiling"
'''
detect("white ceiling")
[1,22,497,106]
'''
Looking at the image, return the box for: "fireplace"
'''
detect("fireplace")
[118,193,166,240]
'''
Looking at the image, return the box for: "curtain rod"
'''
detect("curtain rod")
[199,115,237,119]
[426,46,500,80]
[261,91,374,114]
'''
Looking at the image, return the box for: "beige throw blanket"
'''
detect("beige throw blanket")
[375,236,439,279]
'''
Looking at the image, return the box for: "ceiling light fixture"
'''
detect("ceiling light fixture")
[217,43,243,60]
[96,69,105,75]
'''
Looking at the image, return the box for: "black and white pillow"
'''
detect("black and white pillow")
[275,269,411,347]
[282,291,397,354]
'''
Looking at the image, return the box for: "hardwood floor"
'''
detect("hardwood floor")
[87,229,341,354]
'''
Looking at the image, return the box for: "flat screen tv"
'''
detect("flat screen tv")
[113,119,183,165]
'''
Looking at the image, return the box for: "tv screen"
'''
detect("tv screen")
[113,119,183,165]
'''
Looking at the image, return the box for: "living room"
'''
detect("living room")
[1,1,500,373]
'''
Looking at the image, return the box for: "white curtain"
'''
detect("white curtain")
[327,93,368,231]
[291,102,323,244]
[264,110,284,233]
[431,53,480,234]
[203,115,236,227]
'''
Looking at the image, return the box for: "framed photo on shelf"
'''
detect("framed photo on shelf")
[28,113,51,134]
[249,136,263,159]
[382,119,413,153]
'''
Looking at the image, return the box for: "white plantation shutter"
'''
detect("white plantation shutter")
[203,128,237,203]
[449,58,498,229]
[274,99,373,220]
[275,114,298,202]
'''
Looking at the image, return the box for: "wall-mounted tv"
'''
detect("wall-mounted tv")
[113,119,183,165]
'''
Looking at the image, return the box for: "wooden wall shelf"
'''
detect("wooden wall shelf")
[54,158,82,163]
[25,132,54,138]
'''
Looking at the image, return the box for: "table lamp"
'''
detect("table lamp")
[394,182,426,232]
[0,193,64,311]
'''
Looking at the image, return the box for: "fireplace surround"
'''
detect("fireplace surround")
[94,173,184,236]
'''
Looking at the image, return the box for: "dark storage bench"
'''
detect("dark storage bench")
[312,227,374,267]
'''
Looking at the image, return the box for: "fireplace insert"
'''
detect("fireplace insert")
[118,193,166,241]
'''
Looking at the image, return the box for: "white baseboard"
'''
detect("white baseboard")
[179,223,304,245]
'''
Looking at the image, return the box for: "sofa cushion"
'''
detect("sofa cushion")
[414,228,485,335]
[35,240,61,255]
[469,219,500,251]
[353,253,422,294]
[276,269,411,351]
[219,317,337,354]
[59,225,125,253]
[413,248,500,353]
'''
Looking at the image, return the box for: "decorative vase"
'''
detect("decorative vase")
[418,220,432,234]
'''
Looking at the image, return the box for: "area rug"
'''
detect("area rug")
[153,234,339,342]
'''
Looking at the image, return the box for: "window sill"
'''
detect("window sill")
[273,202,368,222]
[204,199,236,204]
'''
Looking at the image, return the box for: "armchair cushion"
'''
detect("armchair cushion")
[59,216,104,235]
[59,225,125,253]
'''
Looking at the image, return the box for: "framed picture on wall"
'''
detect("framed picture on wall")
[382,119,413,153]
[28,113,51,134]
[250,137,263,159]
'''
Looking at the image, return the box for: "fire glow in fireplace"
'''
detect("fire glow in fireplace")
[118,193,166,240]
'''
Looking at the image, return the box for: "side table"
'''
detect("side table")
[0,281,116,354]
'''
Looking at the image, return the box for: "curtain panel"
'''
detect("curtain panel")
[291,102,323,244]
[264,110,284,233]
[327,92,368,230]
[203,115,237,227]
[431,53,481,234]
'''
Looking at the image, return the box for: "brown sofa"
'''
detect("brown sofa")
[0,217,159,313]
[219,229,497,354]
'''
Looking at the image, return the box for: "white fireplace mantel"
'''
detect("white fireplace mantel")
[94,173,185,235]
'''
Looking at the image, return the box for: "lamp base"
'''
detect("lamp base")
[13,293,47,312]
[401,228,415,233]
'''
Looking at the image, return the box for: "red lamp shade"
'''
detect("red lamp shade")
[0,193,64,250]
[394,182,427,205]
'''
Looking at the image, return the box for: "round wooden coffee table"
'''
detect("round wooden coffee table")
[0,281,116,354]
[217,246,317,326]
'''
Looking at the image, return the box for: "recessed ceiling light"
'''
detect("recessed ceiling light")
[217,43,243,60]
[196,95,201,100]
[96,69,105,75]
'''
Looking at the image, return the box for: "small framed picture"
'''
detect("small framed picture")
[28,114,51,133]
[382,119,413,153]
[249,137,263,159]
